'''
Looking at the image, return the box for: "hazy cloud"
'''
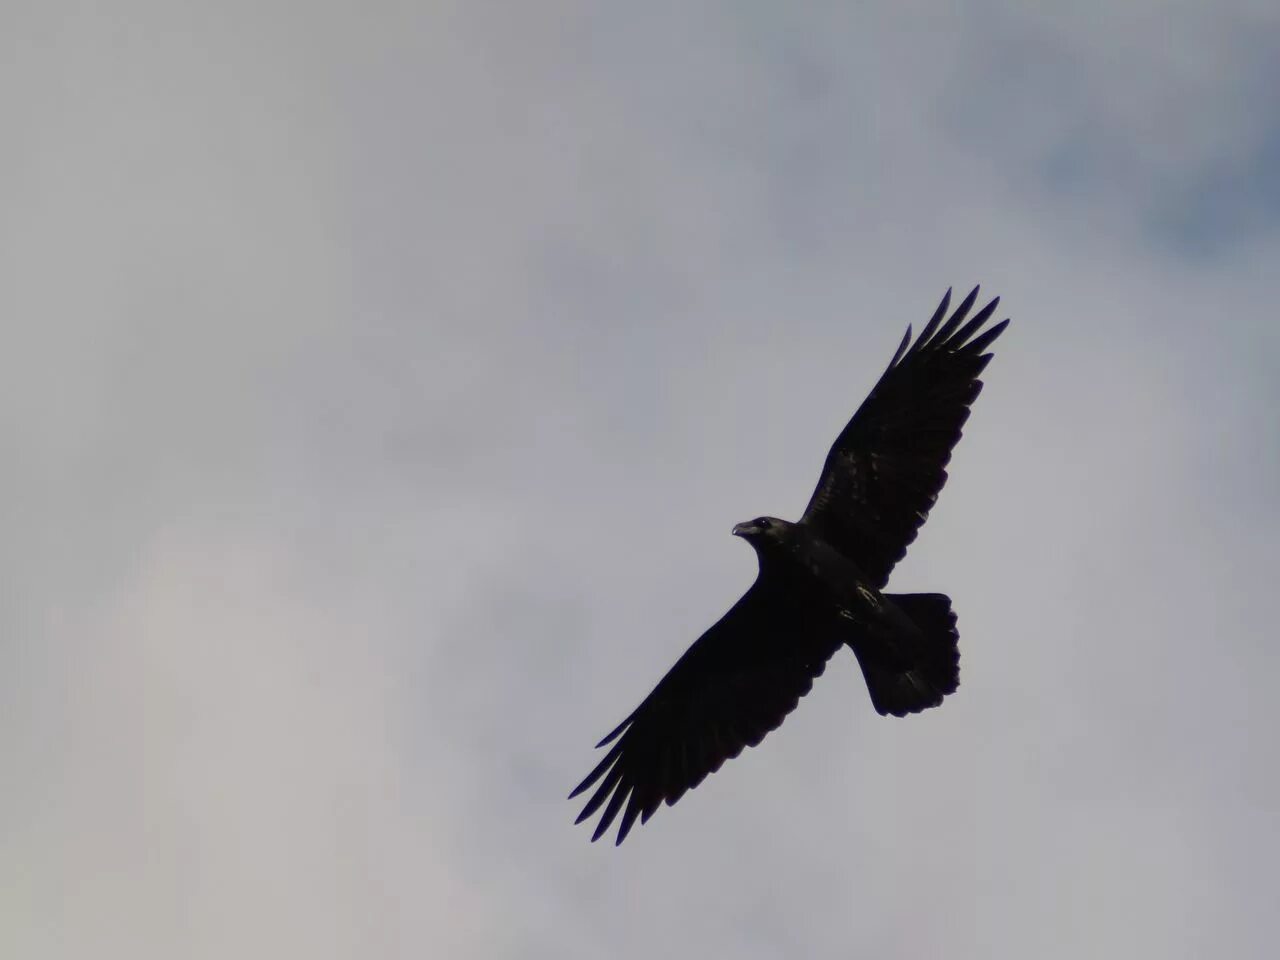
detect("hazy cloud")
[3,2,1277,957]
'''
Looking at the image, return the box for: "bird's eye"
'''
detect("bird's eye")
[757,517,771,527]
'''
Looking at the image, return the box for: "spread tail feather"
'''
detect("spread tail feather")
[854,592,960,717]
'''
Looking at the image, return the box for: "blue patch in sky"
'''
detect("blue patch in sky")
[1148,122,1280,259]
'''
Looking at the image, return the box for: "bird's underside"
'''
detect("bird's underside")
[571,286,1009,845]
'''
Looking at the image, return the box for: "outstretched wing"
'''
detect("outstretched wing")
[570,575,841,845]
[801,287,1009,588]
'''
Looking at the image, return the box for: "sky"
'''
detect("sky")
[3,2,1279,957]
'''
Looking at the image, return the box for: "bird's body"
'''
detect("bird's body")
[735,518,906,658]
[737,517,951,692]
[572,287,1009,844]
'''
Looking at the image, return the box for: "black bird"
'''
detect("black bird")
[571,287,1009,844]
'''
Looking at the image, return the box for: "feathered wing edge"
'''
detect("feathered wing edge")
[568,581,843,845]
[881,286,1009,382]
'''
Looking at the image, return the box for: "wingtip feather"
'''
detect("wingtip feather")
[591,787,630,843]
[919,285,979,351]
[889,325,912,367]
[964,316,1010,355]
[914,289,952,348]
[569,740,625,799]
[946,298,1001,350]
[595,712,634,748]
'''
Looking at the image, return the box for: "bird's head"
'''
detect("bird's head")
[731,516,788,545]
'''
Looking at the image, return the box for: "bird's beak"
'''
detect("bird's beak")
[732,522,753,538]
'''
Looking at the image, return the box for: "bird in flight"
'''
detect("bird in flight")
[570,287,1009,845]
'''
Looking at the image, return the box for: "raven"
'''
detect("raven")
[571,287,1009,845]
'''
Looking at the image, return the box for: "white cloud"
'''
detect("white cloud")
[3,2,1277,957]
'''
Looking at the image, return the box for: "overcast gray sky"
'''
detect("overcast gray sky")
[3,2,1279,957]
